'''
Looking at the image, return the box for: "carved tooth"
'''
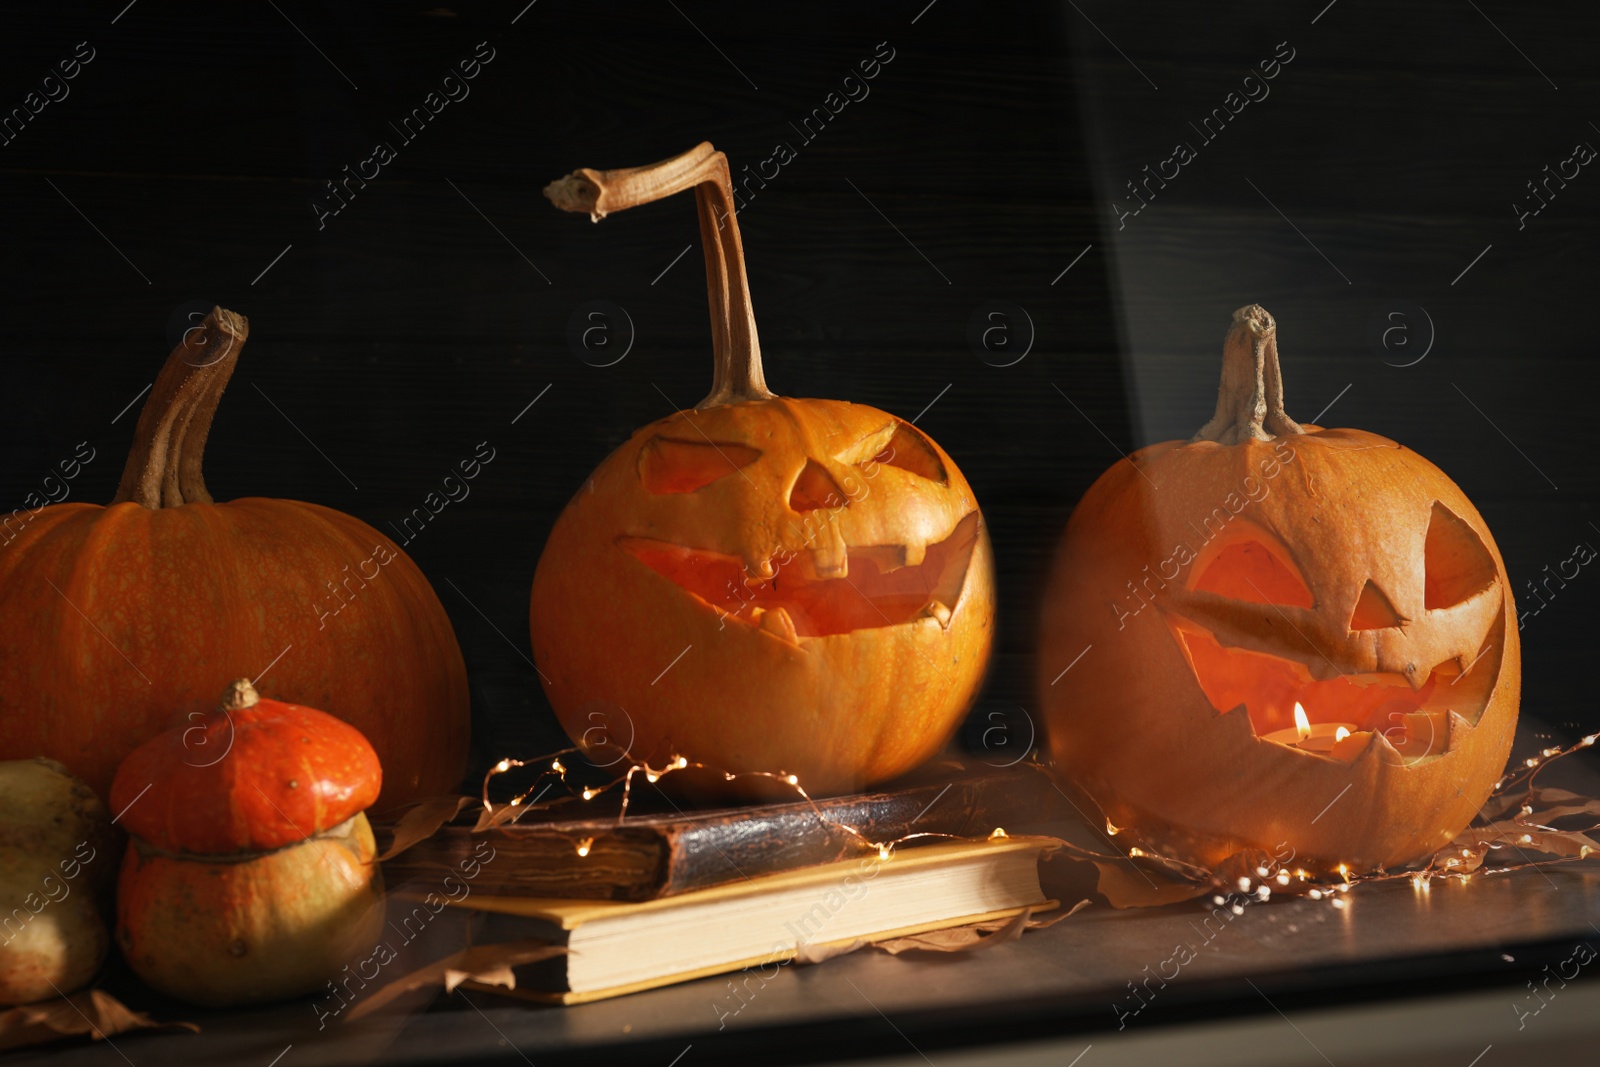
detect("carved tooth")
[811,527,848,579]
[1357,728,1407,768]
[923,600,953,629]
[755,606,799,645]
[745,555,776,581]
[902,540,927,568]
[1446,710,1474,751]
[1403,661,1427,692]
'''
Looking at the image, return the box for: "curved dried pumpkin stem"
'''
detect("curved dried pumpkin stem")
[1193,304,1305,444]
[545,142,772,410]
[112,307,250,508]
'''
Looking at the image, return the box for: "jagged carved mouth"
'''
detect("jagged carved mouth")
[620,512,980,641]
[1167,613,1499,763]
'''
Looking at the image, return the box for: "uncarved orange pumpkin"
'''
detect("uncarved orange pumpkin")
[1038,305,1519,873]
[0,309,468,809]
[114,679,385,1006]
[532,143,995,794]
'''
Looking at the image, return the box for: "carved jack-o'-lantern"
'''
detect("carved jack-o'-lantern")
[1039,306,1519,872]
[531,144,994,794]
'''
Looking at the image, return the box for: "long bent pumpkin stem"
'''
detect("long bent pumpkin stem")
[112,306,249,508]
[1193,304,1305,444]
[545,142,773,410]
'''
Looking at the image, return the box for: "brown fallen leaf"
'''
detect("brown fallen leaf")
[0,989,198,1053]
[793,938,868,965]
[875,901,1092,955]
[1093,856,1212,909]
[374,796,479,861]
[344,940,566,1022]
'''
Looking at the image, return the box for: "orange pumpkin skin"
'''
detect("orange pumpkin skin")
[1038,307,1519,873]
[112,681,385,1006]
[0,310,467,810]
[534,145,995,794]
[115,816,384,1007]
[0,498,465,810]
[532,398,994,795]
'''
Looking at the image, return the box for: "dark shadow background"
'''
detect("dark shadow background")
[2,2,1599,1063]
[0,0,1127,778]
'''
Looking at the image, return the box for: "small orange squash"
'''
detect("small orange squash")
[531,144,995,794]
[1038,306,1519,873]
[0,309,468,808]
[113,679,385,1006]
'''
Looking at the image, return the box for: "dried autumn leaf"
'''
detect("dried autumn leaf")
[1469,822,1599,860]
[375,795,478,861]
[0,989,197,1052]
[793,938,868,965]
[874,901,1091,956]
[343,940,566,1023]
[1093,856,1211,909]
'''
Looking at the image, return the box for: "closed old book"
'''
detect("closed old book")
[452,835,1058,1004]
[381,762,1059,902]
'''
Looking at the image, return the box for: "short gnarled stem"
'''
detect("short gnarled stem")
[219,678,260,712]
[545,143,772,411]
[112,307,250,508]
[1193,304,1305,444]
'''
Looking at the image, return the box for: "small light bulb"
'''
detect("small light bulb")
[494,760,511,773]
[576,837,593,858]
[989,827,1008,839]
[646,771,660,783]
[551,759,565,774]
[785,774,799,786]
[877,844,892,861]
[581,789,595,801]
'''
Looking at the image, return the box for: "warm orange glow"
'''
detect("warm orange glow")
[1293,702,1311,741]
[620,512,980,638]
[1334,725,1351,742]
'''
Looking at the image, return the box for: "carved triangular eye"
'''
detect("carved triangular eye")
[638,436,760,494]
[1424,501,1497,609]
[1349,579,1405,630]
[841,422,947,484]
[790,460,846,512]
[1191,525,1314,609]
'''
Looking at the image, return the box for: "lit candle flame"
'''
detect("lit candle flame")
[1334,726,1351,742]
[1293,702,1311,741]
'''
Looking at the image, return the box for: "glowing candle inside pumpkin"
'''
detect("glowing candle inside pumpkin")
[1264,702,1362,758]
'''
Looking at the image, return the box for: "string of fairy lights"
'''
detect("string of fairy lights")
[463,733,1599,906]
[480,746,991,863]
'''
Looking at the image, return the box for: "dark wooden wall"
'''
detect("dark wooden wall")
[1,0,1594,785]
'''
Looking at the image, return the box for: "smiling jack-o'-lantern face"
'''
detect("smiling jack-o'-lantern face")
[1039,306,1518,872]
[532,145,994,794]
